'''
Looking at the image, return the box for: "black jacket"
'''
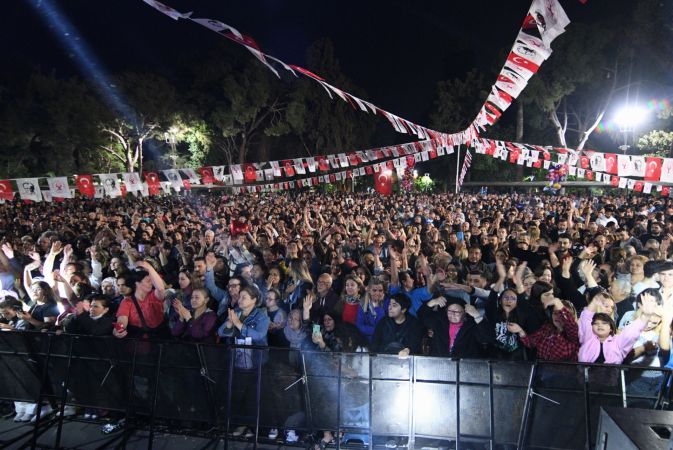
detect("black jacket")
[65,313,114,336]
[417,302,493,358]
[370,315,423,355]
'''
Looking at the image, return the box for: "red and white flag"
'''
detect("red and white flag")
[162,169,184,190]
[604,153,618,174]
[122,172,142,192]
[144,172,161,196]
[515,30,552,61]
[75,175,95,198]
[143,0,192,20]
[528,0,571,47]
[47,176,72,199]
[0,180,13,201]
[374,170,393,196]
[458,149,472,192]
[645,157,662,182]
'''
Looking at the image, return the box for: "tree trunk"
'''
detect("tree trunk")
[515,101,524,182]
[550,107,568,148]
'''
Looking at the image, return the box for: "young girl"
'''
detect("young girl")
[578,291,659,364]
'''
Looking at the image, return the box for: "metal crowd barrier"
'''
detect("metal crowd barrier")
[0,331,670,449]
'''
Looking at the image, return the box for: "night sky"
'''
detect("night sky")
[3,0,650,133]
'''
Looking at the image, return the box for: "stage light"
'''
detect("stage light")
[614,106,648,131]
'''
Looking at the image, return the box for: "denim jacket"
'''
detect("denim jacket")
[217,307,269,347]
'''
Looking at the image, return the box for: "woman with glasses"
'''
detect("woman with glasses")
[417,295,493,358]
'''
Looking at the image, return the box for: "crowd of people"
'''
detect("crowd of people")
[1,189,673,445]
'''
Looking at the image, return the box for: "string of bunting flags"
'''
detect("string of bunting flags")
[470,0,570,135]
[141,0,479,145]
[470,138,673,197]
[0,138,457,202]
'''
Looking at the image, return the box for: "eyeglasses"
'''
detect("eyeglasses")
[447,309,463,315]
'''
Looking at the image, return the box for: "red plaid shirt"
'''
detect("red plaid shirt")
[521,308,579,362]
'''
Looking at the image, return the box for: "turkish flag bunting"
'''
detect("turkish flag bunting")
[645,157,662,182]
[604,153,618,174]
[634,181,644,192]
[374,170,393,196]
[244,163,257,183]
[365,166,373,175]
[317,157,329,172]
[75,175,95,199]
[585,170,594,181]
[120,183,127,197]
[282,160,295,177]
[0,180,13,201]
[144,172,161,196]
[198,167,216,184]
[662,186,670,197]
[347,153,359,166]
[580,156,590,169]
[611,176,620,187]
[183,179,191,190]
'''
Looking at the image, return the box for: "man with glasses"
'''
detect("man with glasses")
[309,274,338,324]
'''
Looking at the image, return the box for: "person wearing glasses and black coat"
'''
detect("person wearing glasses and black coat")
[417,295,493,358]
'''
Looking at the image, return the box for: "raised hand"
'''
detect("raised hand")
[464,304,481,319]
[428,296,447,308]
[50,240,63,255]
[1,243,14,259]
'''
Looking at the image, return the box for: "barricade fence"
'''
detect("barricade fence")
[0,331,671,449]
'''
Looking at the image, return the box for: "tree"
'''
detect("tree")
[520,23,620,151]
[189,49,290,165]
[98,71,180,172]
[429,69,517,183]
[278,38,376,157]
[637,130,673,157]
[0,72,110,177]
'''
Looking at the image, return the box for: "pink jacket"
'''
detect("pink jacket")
[578,309,646,364]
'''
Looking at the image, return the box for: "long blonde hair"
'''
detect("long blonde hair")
[288,258,313,284]
[362,277,386,312]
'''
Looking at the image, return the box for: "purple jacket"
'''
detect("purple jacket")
[171,310,217,343]
[578,309,646,364]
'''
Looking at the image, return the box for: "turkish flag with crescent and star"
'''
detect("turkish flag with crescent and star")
[374,171,393,196]
[645,157,662,182]
[244,163,257,183]
[198,167,216,184]
[75,175,95,199]
[0,180,13,201]
[144,172,161,195]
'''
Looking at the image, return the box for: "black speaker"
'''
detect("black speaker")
[595,407,673,450]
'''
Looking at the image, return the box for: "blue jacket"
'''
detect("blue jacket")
[217,307,270,347]
[356,303,386,342]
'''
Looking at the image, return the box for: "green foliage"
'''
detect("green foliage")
[414,175,434,192]
[637,130,673,156]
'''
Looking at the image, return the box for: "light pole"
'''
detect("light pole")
[614,105,647,154]
[164,127,179,168]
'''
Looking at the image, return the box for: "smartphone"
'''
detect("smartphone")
[138,244,145,253]
[312,324,321,336]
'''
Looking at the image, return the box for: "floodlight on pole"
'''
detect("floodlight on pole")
[613,105,648,153]
[614,106,647,132]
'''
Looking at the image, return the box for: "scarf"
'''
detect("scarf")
[284,324,307,349]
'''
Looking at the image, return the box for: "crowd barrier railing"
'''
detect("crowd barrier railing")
[0,331,670,449]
